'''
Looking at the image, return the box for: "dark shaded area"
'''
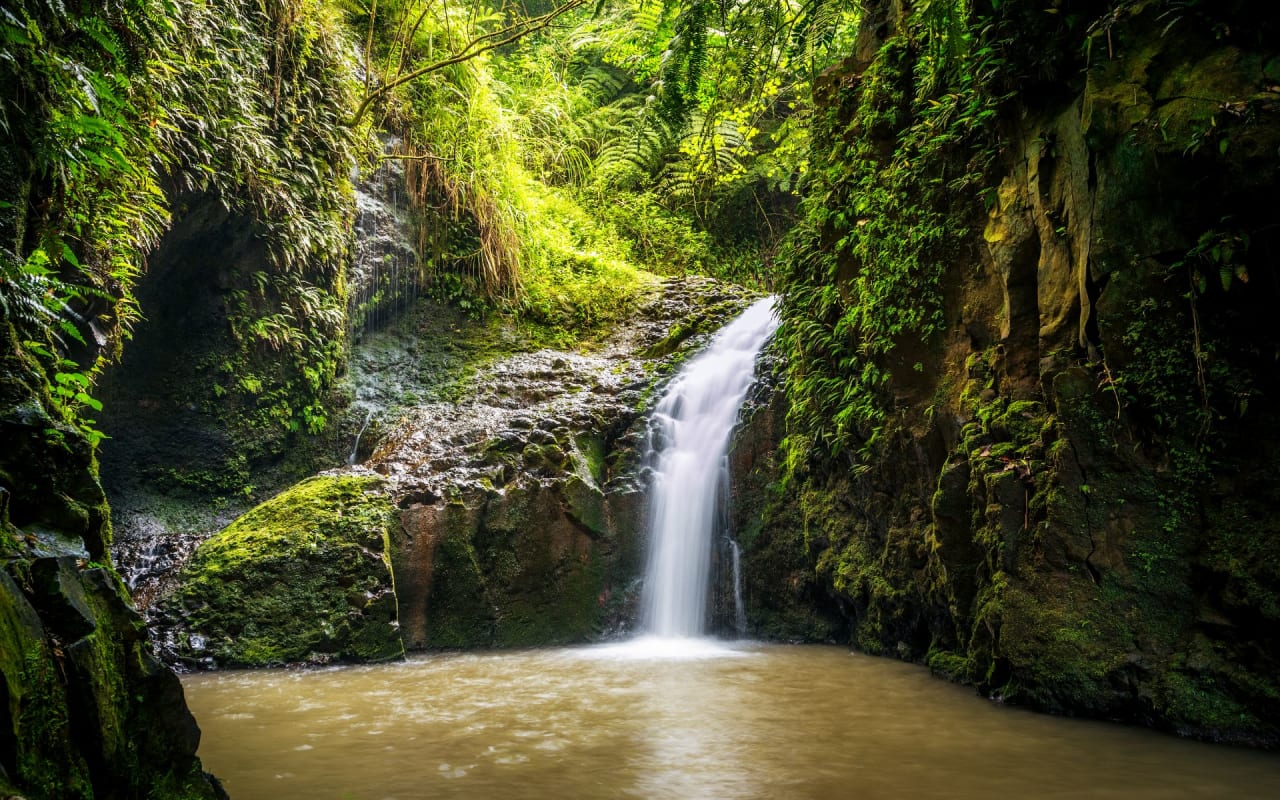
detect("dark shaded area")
[96,193,269,498]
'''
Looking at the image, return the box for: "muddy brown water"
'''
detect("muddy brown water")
[183,640,1280,799]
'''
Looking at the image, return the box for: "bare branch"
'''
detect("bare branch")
[395,1,442,87]
[380,152,448,162]
[348,0,587,128]
[363,0,378,100]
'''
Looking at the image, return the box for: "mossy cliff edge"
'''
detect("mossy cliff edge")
[1,0,359,795]
[1,320,222,799]
[758,0,1280,746]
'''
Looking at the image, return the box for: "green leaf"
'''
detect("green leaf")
[55,371,89,387]
[58,319,86,345]
[1266,57,1280,82]
[75,391,103,412]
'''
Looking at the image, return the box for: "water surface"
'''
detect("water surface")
[184,642,1280,799]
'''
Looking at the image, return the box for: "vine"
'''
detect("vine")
[778,4,1008,472]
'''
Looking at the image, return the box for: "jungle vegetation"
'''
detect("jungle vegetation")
[5,0,1262,474]
[1,0,858,446]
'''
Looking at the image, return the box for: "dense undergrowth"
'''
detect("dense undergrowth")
[774,0,1102,472]
[2,0,363,452]
[2,0,858,457]
[778,0,1280,481]
[342,0,859,339]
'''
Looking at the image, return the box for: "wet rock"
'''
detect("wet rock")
[527,428,557,445]
[28,557,96,642]
[157,475,405,667]
[160,277,761,660]
[0,320,223,799]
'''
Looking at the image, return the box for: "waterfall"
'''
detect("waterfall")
[350,139,422,337]
[640,296,779,639]
[347,409,373,466]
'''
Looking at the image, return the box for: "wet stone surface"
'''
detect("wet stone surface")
[355,276,757,500]
[148,276,760,666]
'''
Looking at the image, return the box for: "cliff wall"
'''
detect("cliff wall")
[758,0,1280,745]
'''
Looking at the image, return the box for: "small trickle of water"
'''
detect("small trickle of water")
[125,540,164,591]
[641,297,779,639]
[729,538,746,637]
[350,148,423,336]
[347,409,373,466]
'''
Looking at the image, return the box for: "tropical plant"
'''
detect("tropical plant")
[776,0,1009,471]
[1,0,362,442]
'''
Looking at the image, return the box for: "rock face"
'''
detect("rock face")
[157,475,403,667]
[0,323,222,800]
[723,353,846,642]
[348,137,421,335]
[161,278,757,664]
[760,0,1280,746]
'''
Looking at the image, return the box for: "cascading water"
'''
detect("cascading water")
[350,138,423,337]
[640,296,779,639]
[347,408,373,466]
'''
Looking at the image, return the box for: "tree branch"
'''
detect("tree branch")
[380,152,447,162]
[363,0,378,101]
[348,0,587,128]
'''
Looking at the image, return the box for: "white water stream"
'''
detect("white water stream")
[639,296,779,640]
[182,295,1280,799]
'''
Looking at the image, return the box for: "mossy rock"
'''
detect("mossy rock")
[0,572,92,799]
[480,487,608,647]
[988,400,1047,446]
[926,648,972,681]
[2,566,221,800]
[419,516,495,649]
[641,319,700,358]
[167,475,404,666]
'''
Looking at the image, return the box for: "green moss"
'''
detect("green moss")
[1,574,91,800]
[562,476,606,537]
[988,400,1047,445]
[572,434,607,485]
[1158,669,1260,734]
[143,763,229,800]
[993,577,1132,713]
[492,546,604,647]
[926,648,972,681]
[799,476,925,654]
[642,319,700,358]
[423,517,494,649]
[15,647,92,800]
[168,475,404,666]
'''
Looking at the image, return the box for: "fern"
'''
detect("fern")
[0,251,60,341]
[573,64,630,102]
[654,0,711,125]
[790,0,851,75]
[3,0,362,439]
